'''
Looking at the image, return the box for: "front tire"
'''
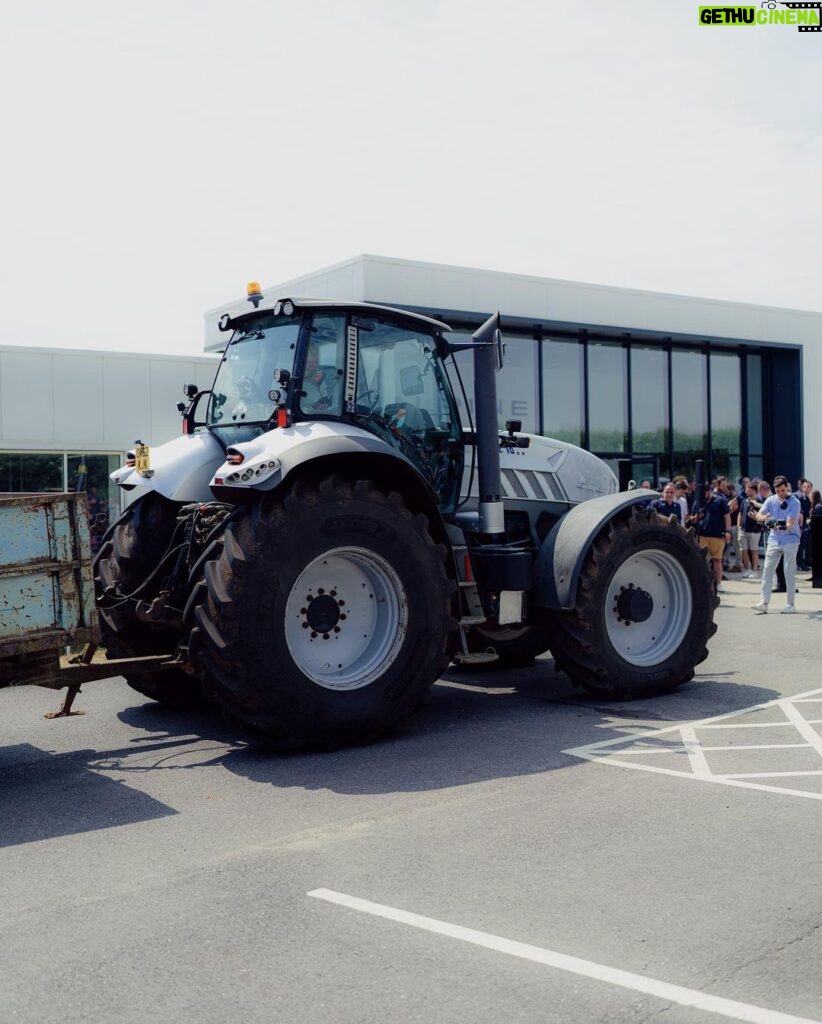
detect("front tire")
[191,476,456,749]
[547,507,717,699]
[94,492,204,709]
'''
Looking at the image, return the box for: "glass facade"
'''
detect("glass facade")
[446,327,777,485]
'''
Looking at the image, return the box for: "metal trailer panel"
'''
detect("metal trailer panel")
[0,493,99,660]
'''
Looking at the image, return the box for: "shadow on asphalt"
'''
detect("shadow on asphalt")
[0,741,178,848]
[110,660,779,792]
[0,660,780,844]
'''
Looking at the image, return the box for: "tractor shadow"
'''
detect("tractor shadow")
[106,658,779,797]
[0,740,179,848]
[0,666,778,846]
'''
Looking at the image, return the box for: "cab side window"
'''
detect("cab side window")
[356,322,456,438]
[298,315,346,415]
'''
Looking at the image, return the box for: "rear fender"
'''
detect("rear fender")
[209,421,417,494]
[532,491,659,610]
[208,422,454,556]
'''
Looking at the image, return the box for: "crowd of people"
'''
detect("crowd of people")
[645,473,821,613]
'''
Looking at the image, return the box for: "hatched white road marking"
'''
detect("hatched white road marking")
[308,889,822,1024]
[564,687,822,800]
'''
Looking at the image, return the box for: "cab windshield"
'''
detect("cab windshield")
[207,315,301,431]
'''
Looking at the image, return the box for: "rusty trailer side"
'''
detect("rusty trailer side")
[0,492,100,689]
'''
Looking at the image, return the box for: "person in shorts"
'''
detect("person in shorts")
[738,483,762,577]
[697,484,731,594]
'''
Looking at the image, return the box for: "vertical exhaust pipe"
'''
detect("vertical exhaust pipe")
[472,312,505,535]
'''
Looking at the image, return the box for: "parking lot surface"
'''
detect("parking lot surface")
[2,573,821,1024]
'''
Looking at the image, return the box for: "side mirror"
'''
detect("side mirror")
[180,389,213,435]
[493,328,505,371]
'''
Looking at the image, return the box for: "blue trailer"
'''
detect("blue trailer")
[0,492,171,715]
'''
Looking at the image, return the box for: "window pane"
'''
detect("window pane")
[671,350,707,461]
[747,455,764,481]
[67,454,122,554]
[450,333,538,433]
[588,342,627,452]
[498,337,538,433]
[447,336,475,426]
[542,339,584,447]
[746,354,763,454]
[710,352,741,478]
[0,452,63,493]
[631,346,669,454]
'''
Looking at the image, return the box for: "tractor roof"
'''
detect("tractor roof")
[226,297,452,334]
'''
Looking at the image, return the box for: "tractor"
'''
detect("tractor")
[94,288,717,748]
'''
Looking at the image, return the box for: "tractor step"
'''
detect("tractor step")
[457,616,487,626]
[452,650,499,665]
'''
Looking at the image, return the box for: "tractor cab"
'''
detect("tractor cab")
[199,296,465,511]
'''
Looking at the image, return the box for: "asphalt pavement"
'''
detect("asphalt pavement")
[1,572,821,1024]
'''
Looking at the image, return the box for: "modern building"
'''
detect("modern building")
[0,346,217,539]
[207,255,820,489]
[2,255,818,536]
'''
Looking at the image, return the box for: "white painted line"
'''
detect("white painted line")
[681,724,712,777]
[781,703,822,761]
[721,771,822,780]
[697,722,802,730]
[701,743,811,752]
[308,889,822,1024]
[569,757,822,800]
[564,686,822,759]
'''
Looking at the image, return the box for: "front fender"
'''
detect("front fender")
[110,431,225,502]
[532,491,659,610]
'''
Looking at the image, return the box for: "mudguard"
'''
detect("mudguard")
[208,421,421,494]
[532,490,660,610]
[110,431,225,502]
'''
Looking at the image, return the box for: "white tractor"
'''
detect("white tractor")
[94,289,717,748]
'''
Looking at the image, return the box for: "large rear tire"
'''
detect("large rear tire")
[190,476,456,749]
[94,492,204,709]
[546,507,717,699]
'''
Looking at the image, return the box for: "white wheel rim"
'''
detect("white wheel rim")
[284,546,408,690]
[604,549,692,666]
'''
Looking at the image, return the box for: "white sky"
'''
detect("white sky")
[2,0,820,357]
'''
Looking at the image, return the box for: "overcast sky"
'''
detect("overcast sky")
[2,1,820,357]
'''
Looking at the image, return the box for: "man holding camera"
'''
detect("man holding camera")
[751,475,801,614]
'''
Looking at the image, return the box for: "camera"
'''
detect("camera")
[766,517,787,531]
